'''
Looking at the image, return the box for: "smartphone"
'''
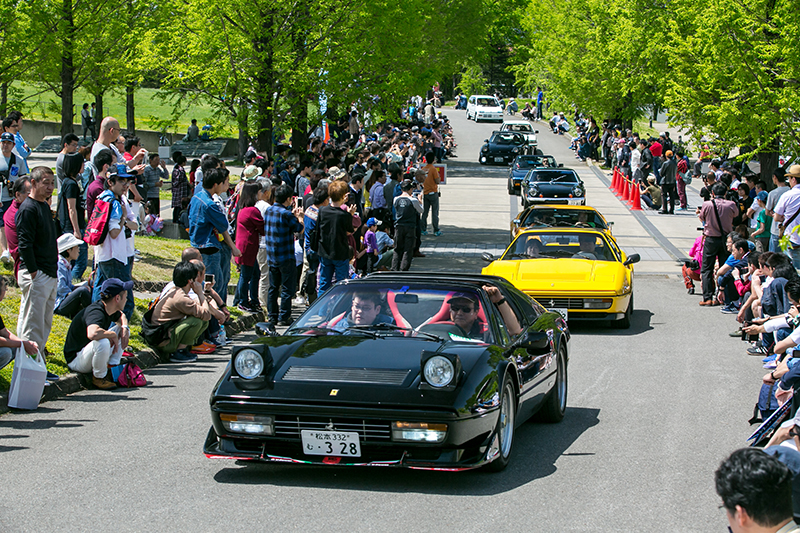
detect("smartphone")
[295,197,302,209]
[205,274,215,285]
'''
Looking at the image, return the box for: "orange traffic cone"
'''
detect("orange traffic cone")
[629,180,643,210]
[613,169,623,197]
[621,177,631,202]
[611,168,619,193]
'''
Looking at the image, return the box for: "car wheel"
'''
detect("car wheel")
[485,375,516,472]
[508,180,515,196]
[535,344,567,423]
[534,148,544,156]
[612,294,633,329]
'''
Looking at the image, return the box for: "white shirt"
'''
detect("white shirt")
[774,184,800,244]
[255,200,271,249]
[122,196,138,257]
[94,195,129,265]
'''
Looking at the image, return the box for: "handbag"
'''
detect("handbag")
[140,290,182,347]
[7,346,47,410]
[118,363,146,387]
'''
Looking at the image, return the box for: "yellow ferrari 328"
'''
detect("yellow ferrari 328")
[482,228,640,328]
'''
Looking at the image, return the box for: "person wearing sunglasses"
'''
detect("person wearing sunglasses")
[446,288,522,340]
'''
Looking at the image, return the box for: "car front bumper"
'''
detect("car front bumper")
[476,113,503,121]
[203,400,502,471]
[481,153,515,164]
[524,197,586,205]
[527,292,631,320]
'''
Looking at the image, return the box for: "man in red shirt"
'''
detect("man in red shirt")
[3,177,30,276]
[649,136,663,184]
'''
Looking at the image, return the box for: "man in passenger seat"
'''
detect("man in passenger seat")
[447,288,523,339]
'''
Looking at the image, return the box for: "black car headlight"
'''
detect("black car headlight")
[481,146,488,152]
[220,413,274,435]
[526,184,539,197]
[572,185,584,196]
[420,351,461,390]
[231,344,273,387]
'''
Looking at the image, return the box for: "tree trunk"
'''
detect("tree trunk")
[125,83,135,134]
[0,82,7,118]
[759,150,780,190]
[236,98,249,160]
[60,0,75,138]
[254,22,274,155]
[95,91,104,125]
[291,97,308,152]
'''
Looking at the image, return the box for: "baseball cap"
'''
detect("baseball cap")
[114,164,134,179]
[100,278,134,298]
[367,217,377,227]
[57,233,84,254]
[757,191,769,202]
[0,132,13,143]
[446,292,479,307]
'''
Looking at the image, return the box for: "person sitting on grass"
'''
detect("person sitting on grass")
[0,275,39,373]
[54,233,91,317]
[149,261,212,363]
[63,278,131,390]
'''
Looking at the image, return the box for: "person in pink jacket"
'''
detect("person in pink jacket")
[233,182,265,312]
[683,235,704,294]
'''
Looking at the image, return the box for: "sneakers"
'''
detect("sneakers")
[46,371,60,381]
[190,342,216,354]
[721,304,738,314]
[699,300,714,306]
[237,304,254,313]
[421,230,429,236]
[92,375,117,390]
[278,319,293,327]
[434,231,442,236]
[413,251,426,258]
[729,328,743,337]
[292,296,307,307]
[170,349,198,363]
[0,250,10,265]
[747,345,770,356]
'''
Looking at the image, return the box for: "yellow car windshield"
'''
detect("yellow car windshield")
[503,232,617,262]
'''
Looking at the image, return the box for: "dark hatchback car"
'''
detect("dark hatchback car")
[507,155,562,196]
[204,273,569,472]
[521,169,586,207]
[479,131,529,165]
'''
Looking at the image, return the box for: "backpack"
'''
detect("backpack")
[85,195,113,246]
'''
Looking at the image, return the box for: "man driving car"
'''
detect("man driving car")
[333,291,395,331]
[573,234,599,260]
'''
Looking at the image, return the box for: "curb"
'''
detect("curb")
[0,310,264,416]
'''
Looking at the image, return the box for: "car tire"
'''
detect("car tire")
[485,375,516,472]
[508,180,515,196]
[535,344,567,423]
[534,148,544,156]
[612,294,633,329]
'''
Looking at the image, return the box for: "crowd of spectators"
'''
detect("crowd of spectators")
[0,102,459,392]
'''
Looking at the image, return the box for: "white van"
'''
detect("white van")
[466,95,503,122]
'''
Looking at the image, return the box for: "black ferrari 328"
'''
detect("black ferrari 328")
[204,273,569,472]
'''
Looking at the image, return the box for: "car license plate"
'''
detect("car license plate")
[494,157,505,162]
[301,430,361,457]
[549,308,568,319]
[567,198,584,205]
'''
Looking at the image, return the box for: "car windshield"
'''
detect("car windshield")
[515,156,557,169]
[491,132,523,145]
[519,208,608,230]
[289,283,494,343]
[504,123,532,132]
[477,98,499,107]
[527,170,578,183]
[502,231,618,262]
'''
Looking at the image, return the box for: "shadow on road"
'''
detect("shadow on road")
[569,309,654,336]
[211,406,600,495]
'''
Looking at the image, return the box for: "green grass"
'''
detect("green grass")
[133,235,240,283]
[0,287,149,391]
[12,83,220,134]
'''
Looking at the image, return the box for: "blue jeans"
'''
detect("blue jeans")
[91,258,134,319]
[71,229,88,281]
[318,257,349,296]
[202,245,232,305]
[769,233,781,252]
[789,246,800,270]
[422,192,439,233]
[267,260,296,323]
[0,346,12,371]
[234,263,260,307]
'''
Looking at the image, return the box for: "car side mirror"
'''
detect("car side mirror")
[512,218,520,225]
[607,221,614,226]
[519,331,549,353]
[558,163,564,167]
[484,139,489,143]
[534,130,539,134]
[623,253,640,266]
[481,252,495,263]
[255,322,278,336]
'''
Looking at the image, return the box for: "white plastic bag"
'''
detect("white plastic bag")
[7,345,46,410]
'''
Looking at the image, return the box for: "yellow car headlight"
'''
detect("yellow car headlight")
[620,276,631,294]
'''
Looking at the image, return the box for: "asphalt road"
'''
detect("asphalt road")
[0,111,765,532]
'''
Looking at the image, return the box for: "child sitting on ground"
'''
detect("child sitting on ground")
[143,201,164,236]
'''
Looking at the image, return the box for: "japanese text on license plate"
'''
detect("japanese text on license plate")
[300,430,361,457]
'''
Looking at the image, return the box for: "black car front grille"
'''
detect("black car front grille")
[273,415,392,442]
[282,366,410,386]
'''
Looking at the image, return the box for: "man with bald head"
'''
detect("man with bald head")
[90,117,145,177]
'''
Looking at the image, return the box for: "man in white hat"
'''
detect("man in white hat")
[773,164,800,268]
[55,233,91,317]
